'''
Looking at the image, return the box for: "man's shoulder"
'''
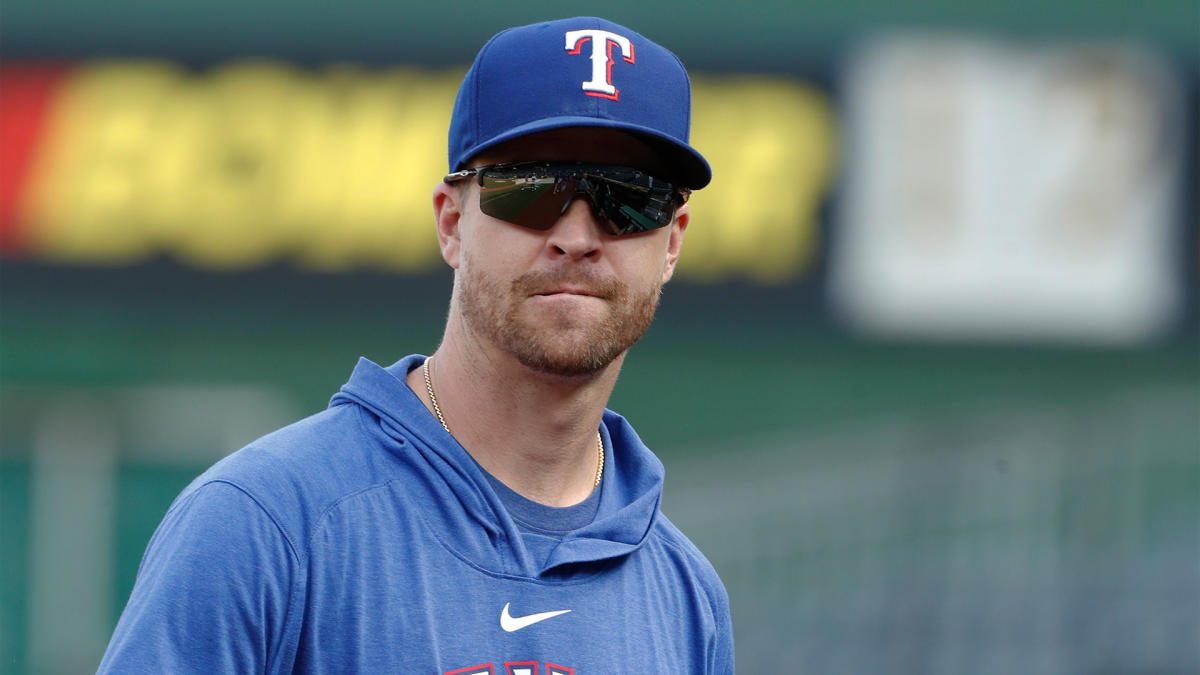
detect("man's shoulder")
[202,404,370,484]
[176,403,404,547]
[644,511,732,624]
[649,512,721,577]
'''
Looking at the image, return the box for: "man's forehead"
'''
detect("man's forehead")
[470,127,667,173]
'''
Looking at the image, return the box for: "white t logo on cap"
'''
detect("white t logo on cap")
[565,29,635,101]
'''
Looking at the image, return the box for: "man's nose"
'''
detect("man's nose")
[545,197,603,260]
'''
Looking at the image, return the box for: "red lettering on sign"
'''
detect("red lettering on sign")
[0,63,70,253]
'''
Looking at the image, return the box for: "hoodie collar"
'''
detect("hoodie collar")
[329,356,665,579]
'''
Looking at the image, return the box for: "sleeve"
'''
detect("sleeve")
[98,480,300,674]
[709,575,735,675]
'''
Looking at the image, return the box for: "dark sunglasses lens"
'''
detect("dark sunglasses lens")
[588,179,677,235]
[477,165,680,235]
[477,172,568,230]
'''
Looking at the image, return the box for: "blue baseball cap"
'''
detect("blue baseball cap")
[448,17,711,189]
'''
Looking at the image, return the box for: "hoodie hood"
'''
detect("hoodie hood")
[328,355,665,579]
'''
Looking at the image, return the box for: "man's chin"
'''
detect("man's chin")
[512,340,624,378]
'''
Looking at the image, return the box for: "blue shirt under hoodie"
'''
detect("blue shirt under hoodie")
[99,355,735,674]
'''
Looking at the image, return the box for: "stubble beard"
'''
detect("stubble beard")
[458,261,663,378]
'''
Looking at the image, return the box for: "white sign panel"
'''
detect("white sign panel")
[830,36,1185,344]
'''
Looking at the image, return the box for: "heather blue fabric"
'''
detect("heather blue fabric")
[99,355,734,673]
[483,464,602,569]
[448,16,712,189]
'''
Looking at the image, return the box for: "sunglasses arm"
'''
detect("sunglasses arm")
[443,169,478,184]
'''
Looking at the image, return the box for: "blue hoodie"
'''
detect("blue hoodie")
[100,355,734,673]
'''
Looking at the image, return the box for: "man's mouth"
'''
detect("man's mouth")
[513,270,623,302]
[536,287,598,297]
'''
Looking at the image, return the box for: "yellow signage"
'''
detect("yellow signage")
[18,61,836,281]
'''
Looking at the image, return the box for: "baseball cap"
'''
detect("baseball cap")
[447,17,711,189]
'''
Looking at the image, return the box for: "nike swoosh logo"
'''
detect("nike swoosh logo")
[500,602,571,632]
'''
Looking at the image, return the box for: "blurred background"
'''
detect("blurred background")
[1,1,1197,673]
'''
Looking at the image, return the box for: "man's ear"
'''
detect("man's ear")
[661,203,689,284]
[432,182,464,269]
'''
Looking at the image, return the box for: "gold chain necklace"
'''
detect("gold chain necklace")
[423,356,604,488]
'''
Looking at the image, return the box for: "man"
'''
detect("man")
[100,16,733,674]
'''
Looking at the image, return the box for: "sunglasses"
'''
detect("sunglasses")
[443,161,689,236]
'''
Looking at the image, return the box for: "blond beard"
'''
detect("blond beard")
[457,256,662,377]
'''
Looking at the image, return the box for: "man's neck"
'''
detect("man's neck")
[405,330,622,507]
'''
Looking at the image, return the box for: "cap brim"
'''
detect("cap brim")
[457,116,711,190]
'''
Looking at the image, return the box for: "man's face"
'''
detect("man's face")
[438,127,689,377]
